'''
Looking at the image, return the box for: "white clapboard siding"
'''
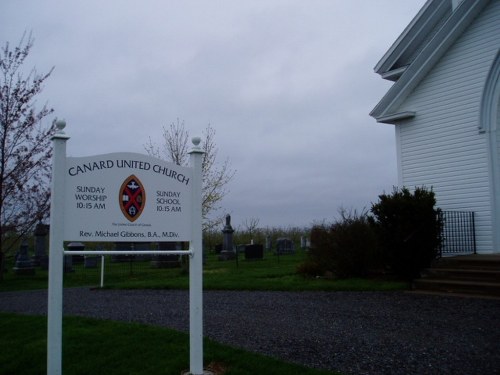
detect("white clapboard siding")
[395,1,500,253]
[497,96,500,157]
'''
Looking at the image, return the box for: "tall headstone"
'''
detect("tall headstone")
[219,214,235,260]
[32,221,49,268]
[13,240,35,275]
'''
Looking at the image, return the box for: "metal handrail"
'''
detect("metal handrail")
[439,210,476,256]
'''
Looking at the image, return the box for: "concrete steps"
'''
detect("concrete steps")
[412,254,500,298]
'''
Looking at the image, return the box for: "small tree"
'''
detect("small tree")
[370,186,442,280]
[145,119,235,230]
[0,33,55,279]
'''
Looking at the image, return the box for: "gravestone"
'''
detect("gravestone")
[130,242,152,261]
[84,255,99,268]
[112,242,130,263]
[219,214,236,261]
[13,240,36,275]
[151,242,181,268]
[83,245,101,268]
[244,244,264,260]
[32,222,49,268]
[265,236,272,251]
[276,238,295,255]
[65,242,85,273]
[214,244,223,254]
[112,242,152,262]
[300,236,310,251]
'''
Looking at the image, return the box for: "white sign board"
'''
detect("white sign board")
[64,152,192,242]
[48,123,205,375]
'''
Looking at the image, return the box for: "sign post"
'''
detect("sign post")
[189,138,204,375]
[46,121,205,374]
[47,120,69,375]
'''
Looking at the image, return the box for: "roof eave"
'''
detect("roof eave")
[375,111,416,124]
[380,66,408,82]
[370,0,491,121]
[374,0,444,76]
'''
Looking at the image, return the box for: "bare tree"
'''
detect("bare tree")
[0,33,55,279]
[240,217,260,244]
[144,118,189,166]
[145,120,235,229]
[242,217,260,237]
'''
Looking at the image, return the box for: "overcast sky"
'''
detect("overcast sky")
[1,0,426,230]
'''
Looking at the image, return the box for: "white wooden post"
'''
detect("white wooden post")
[188,137,204,375]
[100,255,105,288]
[47,120,70,375]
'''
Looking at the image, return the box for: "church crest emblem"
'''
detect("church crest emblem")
[119,175,146,222]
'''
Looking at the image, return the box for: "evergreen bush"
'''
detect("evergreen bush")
[370,187,442,280]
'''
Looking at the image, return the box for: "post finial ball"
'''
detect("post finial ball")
[55,119,66,132]
[192,137,201,146]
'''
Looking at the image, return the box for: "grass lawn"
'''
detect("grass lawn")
[0,251,407,292]
[0,313,340,375]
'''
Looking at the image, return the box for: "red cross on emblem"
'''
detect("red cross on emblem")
[119,175,146,222]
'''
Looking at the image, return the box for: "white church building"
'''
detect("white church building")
[371,0,499,254]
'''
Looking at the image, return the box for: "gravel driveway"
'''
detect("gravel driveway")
[1,288,499,375]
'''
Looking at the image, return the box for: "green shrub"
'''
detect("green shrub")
[299,210,379,278]
[370,187,442,280]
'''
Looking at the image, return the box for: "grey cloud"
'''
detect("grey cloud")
[0,0,425,227]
